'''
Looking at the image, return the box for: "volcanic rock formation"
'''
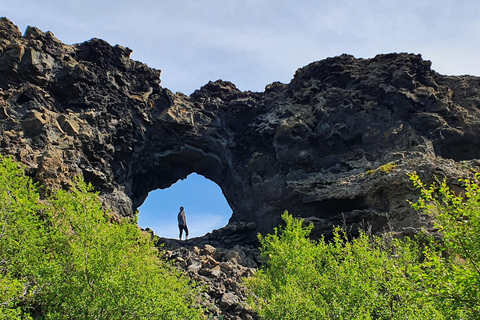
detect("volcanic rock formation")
[1,17,480,244]
[165,243,260,319]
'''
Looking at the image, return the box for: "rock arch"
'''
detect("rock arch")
[130,145,233,211]
[137,171,232,239]
[2,18,480,245]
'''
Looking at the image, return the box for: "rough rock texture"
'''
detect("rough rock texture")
[163,242,260,320]
[2,17,480,245]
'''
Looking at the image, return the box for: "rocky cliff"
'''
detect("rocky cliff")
[2,17,480,245]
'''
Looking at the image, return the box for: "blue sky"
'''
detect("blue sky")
[2,0,480,238]
[137,173,231,238]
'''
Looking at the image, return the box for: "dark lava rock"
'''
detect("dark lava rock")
[1,17,480,245]
[163,243,260,320]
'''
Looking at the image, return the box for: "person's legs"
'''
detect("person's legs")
[184,226,189,240]
[178,225,183,240]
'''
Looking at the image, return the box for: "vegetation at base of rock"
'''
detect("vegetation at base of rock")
[0,155,204,319]
[409,172,480,318]
[246,188,480,320]
[245,213,439,319]
[3,149,480,320]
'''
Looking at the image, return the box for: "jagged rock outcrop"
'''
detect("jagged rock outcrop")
[164,243,260,320]
[2,17,480,245]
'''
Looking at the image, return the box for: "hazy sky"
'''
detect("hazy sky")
[2,0,479,238]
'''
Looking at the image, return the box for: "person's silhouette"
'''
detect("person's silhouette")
[177,206,189,240]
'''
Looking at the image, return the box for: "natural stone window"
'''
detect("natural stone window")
[137,173,232,239]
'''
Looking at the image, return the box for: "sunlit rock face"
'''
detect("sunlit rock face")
[2,17,480,244]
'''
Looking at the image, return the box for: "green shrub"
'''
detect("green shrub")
[245,212,442,320]
[246,172,480,320]
[409,172,480,319]
[0,155,44,319]
[0,155,204,319]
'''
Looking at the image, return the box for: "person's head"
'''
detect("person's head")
[180,206,184,211]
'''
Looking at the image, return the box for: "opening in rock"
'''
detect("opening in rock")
[137,173,232,239]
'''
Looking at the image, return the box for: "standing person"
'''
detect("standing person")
[177,206,189,240]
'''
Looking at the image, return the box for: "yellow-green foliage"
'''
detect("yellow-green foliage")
[378,162,397,173]
[0,156,204,319]
[409,172,480,319]
[245,212,443,319]
[366,162,398,175]
[246,206,480,319]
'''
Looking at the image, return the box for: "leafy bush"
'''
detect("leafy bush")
[245,212,443,319]
[0,156,204,319]
[409,172,480,319]
[246,173,480,319]
[0,155,44,319]
[246,213,452,319]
